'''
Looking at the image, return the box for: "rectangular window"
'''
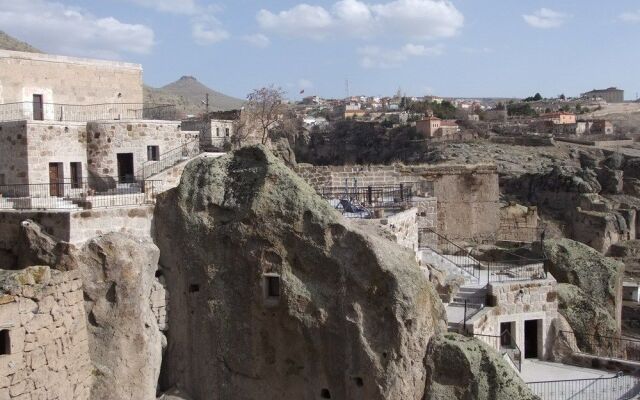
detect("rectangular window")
[0,330,11,355]
[267,276,280,297]
[0,174,5,186]
[216,127,220,137]
[70,162,82,189]
[500,322,514,347]
[225,128,230,137]
[32,94,44,121]
[147,145,160,161]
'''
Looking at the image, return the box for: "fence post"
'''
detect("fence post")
[463,299,467,333]
[367,186,372,205]
[400,183,404,201]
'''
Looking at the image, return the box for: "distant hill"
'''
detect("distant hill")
[0,30,41,53]
[144,76,244,116]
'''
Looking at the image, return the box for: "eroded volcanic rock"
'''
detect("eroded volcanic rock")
[423,334,539,400]
[154,145,446,400]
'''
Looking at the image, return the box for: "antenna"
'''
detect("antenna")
[345,79,350,99]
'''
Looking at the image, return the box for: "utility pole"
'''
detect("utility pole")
[345,79,350,99]
[205,93,210,115]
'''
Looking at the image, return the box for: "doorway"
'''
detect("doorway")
[524,319,540,359]
[117,153,134,183]
[32,94,44,121]
[48,162,63,197]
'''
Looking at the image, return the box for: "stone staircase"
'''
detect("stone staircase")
[446,284,487,332]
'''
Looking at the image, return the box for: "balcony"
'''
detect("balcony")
[0,102,180,123]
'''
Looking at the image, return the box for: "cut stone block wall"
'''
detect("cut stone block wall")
[0,266,92,400]
[467,278,559,360]
[0,50,142,106]
[498,204,540,243]
[86,121,198,180]
[296,163,499,242]
[24,122,88,186]
[0,121,29,185]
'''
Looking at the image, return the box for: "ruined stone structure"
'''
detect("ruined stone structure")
[0,266,92,400]
[296,163,500,243]
[0,50,143,106]
[498,203,541,243]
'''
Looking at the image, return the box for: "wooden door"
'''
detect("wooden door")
[49,163,61,196]
[33,94,44,121]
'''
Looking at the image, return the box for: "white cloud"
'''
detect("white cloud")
[0,0,154,59]
[243,34,271,48]
[257,4,334,39]
[358,43,443,68]
[124,0,199,15]
[257,0,463,40]
[619,10,640,23]
[523,8,568,29]
[192,15,230,45]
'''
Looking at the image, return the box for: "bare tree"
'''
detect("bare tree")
[231,109,252,149]
[246,86,286,145]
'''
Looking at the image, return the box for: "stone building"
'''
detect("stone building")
[416,117,460,138]
[581,87,624,103]
[0,50,197,194]
[0,50,143,117]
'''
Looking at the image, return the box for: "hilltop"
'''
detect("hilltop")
[144,76,244,115]
[0,30,41,53]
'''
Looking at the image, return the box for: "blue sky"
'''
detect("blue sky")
[1,0,639,100]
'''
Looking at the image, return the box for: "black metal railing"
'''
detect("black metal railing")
[527,372,640,400]
[474,330,522,372]
[419,227,481,280]
[0,178,159,209]
[139,139,201,179]
[0,102,180,123]
[418,227,547,283]
[560,331,640,362]
[319,184,414,218]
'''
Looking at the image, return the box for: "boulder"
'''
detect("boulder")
[556,283,619,353]
[603,153,625,170]
[423,333,539,400]
[154,145,446,400]
[623,178,640,197]
[543,238,624,329]
[17,220,80,271]
[158,388,194,400]
[80,234,163,400]
[545,316,579,362]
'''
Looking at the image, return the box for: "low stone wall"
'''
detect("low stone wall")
[0,266,92,400]
[384,209,419,251]
[296,163,499,243]
[0,206,154,267]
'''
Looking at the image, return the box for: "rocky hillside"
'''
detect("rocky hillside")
[144,76,244,115]
[0,30,41,52]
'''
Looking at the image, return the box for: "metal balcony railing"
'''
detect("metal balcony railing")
[139,139,201,179]
[0,177,160,210]
[0,102,180,123]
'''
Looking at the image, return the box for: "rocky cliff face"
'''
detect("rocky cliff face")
[154,145,446,400]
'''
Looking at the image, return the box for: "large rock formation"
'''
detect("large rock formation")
[155,145,446,400]
[544,239,624,351]
[555,283,619,351]
[16,222,164,400]
[80,234,163,400]
[423,334,539,400]
[544,238,623,325]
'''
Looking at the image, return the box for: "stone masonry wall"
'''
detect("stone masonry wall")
[25,122,88,185]
[0,50,142,106]
[296,163,499,242]
[0,266,92,400]
[0,121,28,185]
[498,204,541,243]
[468,277,559,360]
[86,121,198,179]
